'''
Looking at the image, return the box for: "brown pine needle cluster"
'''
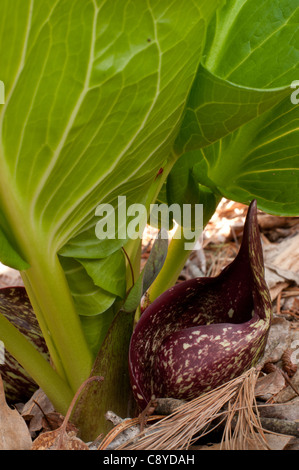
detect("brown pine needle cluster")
[117,368,270,451]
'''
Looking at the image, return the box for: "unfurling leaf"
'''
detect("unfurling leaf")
[123,229,168,313]
[129,201,272,408]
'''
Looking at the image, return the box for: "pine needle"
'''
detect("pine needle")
[117,367,269,450]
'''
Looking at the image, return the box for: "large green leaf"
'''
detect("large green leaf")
[80,307,115,359]
[77,251,126,299]
[175,65,290,153]
[166,152,219,228]
[175,0,299,153]
[193,96,299,215]
[60,256,116,316]
[203,0,299,88]
[0,0,221,357]
[0,0,219,257]
[59,248,126,353]
[0,226,29,271]
[172,0,299,217]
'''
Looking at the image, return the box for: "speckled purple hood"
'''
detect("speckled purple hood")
[129,200,272,409]
[0,287,48,402]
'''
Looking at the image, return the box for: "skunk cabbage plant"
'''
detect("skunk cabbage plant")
[129,201,272,408]
[0,0,298,438]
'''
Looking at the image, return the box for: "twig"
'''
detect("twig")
[276,291,282,315]
[138,395,158,432]
[260,417,299,438]
[56,376,104,449]
[97,415,165,450]
[263,362,299,398]
[155,398,186,415]
[281,370,299,397]
[122,247,135,287]
[32,399,54,431]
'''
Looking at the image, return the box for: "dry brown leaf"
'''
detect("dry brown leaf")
[269,282,290,302]
[282,349,298,377]
[0,374,32,450]
[259,397,299,422]
[261,317,291,366]
[32,375,103,450]
[32,428,89,450]
[257,214,299,231]
[22,389,77,434]
[284,438,299,450]
[264,234,299,290]
[254,371,286,400]
[274,369,299,403]
[191,434,294,451]
[21,388,54,434]
[41,411,78,433]
[249,433,294,450]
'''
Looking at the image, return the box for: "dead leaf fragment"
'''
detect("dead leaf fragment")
[21,388,55,434]
[257,214,299,231]
[0,374,32,450]
[191,434,294,451]
[256,433,294,451]
[41,411,78,433]
[32,375,103,450]
[264,234,299,289]
[255,370,286,400]
[32,428,89,450]
[274,369,299,403]
[259,397,299,422]
[261,317,291,365]
[282,349,298,377]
